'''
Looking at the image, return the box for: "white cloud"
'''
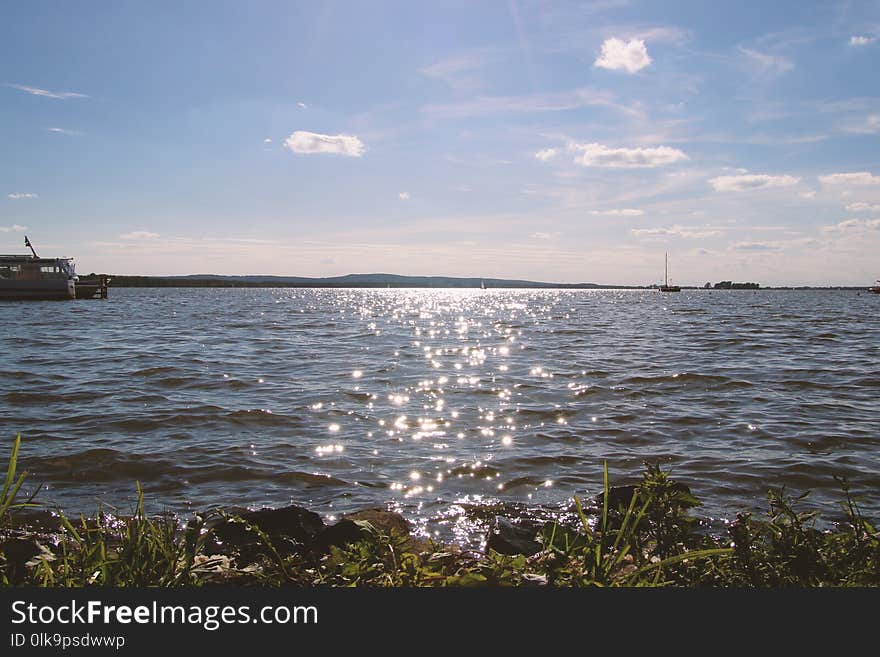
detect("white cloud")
[0,224,27,232]
[3,83,88,99]
[535,148,559,161]
[398,192,410,200]
[631,225,721,239]
[590,208,644,217]
[422,87,638,119]
[732,241,782,251]
[709,174,800,192]
[846,202,880,212]
[822,218,880,233]
[738,48,794,77]
[624,26,690,46]
[46,127,82,135]
[297,102,307,109]
[7,193,38,199]
[530,231,561,240]
[570,143,688,168]
[264,138,272,144]
[284,131,365,157]
[819,172,880,186]
[120,231,160,240]
[847,114,880,134]
[849,36,876,46]
[594,38,651,73]
[418,51,497,91]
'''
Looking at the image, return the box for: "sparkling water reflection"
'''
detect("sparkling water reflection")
[1,287,878,542]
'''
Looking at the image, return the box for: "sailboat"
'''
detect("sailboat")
[659,253,680,292]
[869,280,880,294]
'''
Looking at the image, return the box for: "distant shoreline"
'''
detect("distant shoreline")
[91,274,871,291]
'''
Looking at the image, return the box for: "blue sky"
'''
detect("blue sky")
[2,0,879,285]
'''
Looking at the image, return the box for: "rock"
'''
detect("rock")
[0,537,42,584]
[596,485,640,511]
[236,505,325,541]
[315,519,370,551]
[206,504,325,561]
[344,509,410,536]
[315,509,419,552]
[485,517,543,556]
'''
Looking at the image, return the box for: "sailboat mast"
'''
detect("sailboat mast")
[665,252,668,287]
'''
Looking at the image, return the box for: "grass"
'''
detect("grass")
[1,434,878,587]
[533,462,733,586]
[0,434,34,529]
[29,486,230,587]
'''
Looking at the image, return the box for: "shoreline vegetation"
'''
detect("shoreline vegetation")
[92,273,870,290]
[2,435,877,587]
[100,273,636,289]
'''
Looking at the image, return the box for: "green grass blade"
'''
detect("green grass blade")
[626,548,733,584]
[1,434,22,502]
[610,487,641,554]
[0,472,27,518]
[595,461,610,568]
[573,496,593,539]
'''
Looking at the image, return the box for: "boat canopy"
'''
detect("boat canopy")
[0,255,76,278]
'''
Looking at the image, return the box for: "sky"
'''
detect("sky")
[2,0,879,286]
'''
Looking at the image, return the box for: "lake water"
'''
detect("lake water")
[1,287,878,543]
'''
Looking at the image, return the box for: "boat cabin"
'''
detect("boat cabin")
[0,255,79,300]
[0,255,77,281]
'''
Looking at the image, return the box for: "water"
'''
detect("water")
[1,288,878,543]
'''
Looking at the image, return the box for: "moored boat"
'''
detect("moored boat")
[0,236,108,300]
[659,252,680,292]
[870,280,880,294]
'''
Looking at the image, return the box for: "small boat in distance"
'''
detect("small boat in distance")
[659,252,680,292]
[869,280,880,294]
[0,236,109,300]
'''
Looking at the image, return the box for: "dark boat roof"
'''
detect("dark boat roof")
[0,255,74,264]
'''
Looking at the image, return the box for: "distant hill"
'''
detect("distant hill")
[107,273,643,289]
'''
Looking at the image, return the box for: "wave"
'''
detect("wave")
[3,287,879,543]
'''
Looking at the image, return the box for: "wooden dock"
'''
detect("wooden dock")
[75,275,111,299]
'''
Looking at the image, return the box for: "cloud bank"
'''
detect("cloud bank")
[631,225,720,239]
[570,143,688,168]
[846,202,880,212]
[120,231,160,240]
[709,174,800,192]
[819,172,880,186]
[284,131,365,157]
[590,208,644,217]
[849,36,876,46]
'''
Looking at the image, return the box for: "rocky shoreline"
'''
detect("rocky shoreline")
[2,462,878,587]
[0,497,589,585]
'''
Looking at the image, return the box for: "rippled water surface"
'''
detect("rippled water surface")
[2,288,878,542]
